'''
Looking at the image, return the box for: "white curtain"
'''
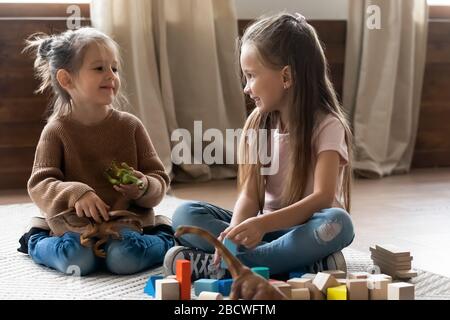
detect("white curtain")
[90,0,246,182]
[343,0,428,178]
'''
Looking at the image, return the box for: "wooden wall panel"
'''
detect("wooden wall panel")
[0,3,89,190]
[412,20,450,168]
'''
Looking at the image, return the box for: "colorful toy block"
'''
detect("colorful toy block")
[155,278,179,300]
[144,275,163,297]
[221,238,238,269]
[251,267,270,279]
[194,279,219,296]
[176,259,191,300]
[327,285,347,300]
[218,279,233,296]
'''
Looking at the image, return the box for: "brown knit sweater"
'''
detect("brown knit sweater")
[27,108,171,235]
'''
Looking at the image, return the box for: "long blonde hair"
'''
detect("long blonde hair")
[238,13,353,212]
[23,27,129,122]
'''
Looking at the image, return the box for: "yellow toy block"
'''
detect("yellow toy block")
[327,285,347,300]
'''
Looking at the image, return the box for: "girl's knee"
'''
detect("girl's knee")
[315,208,354,246]
[172,201,205,229]
[105,239,161,275]
[58,240,97,276]
[105,241,141,274]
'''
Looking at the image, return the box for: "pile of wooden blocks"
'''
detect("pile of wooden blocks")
[272,270,415,300]
[144,259,233,300]
[370,244,417,280]
[144,242,416,300]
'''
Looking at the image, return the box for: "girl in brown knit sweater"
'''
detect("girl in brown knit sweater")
[18,27,175,276]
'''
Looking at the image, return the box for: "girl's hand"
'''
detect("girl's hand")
[213,228,232,266]
[113,170,148,200]
[226,217,266,249]
[74,191,110,223]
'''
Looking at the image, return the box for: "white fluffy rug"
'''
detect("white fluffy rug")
[1,196,448,300]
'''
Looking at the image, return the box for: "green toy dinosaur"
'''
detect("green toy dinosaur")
[104,161,145,190]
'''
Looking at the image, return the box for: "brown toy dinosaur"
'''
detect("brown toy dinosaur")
[175,225,288,300]
[48,210,143,258]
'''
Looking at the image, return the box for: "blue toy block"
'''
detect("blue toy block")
[221,238,238,269]
[144,275,164,297]
[194,279,219,296]
[289,271,306,279]
[218,278,233,296]
[251,267,270,279]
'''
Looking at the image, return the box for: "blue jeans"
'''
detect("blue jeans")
[172,201,355,275]
[28,227,175,276]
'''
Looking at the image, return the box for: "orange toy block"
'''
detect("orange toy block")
[176,259,191,300]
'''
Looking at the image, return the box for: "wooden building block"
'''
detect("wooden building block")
[370,247,413,262]
[396,269,418,279]
[388,282,415,300]
[346,279,368,300]
[305,282,325,300]
[371,255,412,270]
[271,281,292,299]
[291,288,310,300]
[369,274,393,282]
[301,273,317,280]
[176,259,191,300]
[198,291,224,300]
[375,244,410,257]
[371,252,412,268]
[349,272,370,279]
[194,279,219,296]
[221,238,238,269]
[287,278,312,289]
[367,278,391,300]
[155,279,180,300]
[327,285,347,300]
[144,275,163,297]
[323,270,346,279]
[312,272,340,294]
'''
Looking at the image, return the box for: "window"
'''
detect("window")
[428,0,450,5]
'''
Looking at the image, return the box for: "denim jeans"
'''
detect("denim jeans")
[28,227,175,276]
[172,201,355,275]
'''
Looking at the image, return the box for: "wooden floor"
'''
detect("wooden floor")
[1,167,450,278]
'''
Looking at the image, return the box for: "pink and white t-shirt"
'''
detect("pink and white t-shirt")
[263,114,349,213]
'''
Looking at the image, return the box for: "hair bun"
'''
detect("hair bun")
[38,37,53,59]
[294,12,306,23]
